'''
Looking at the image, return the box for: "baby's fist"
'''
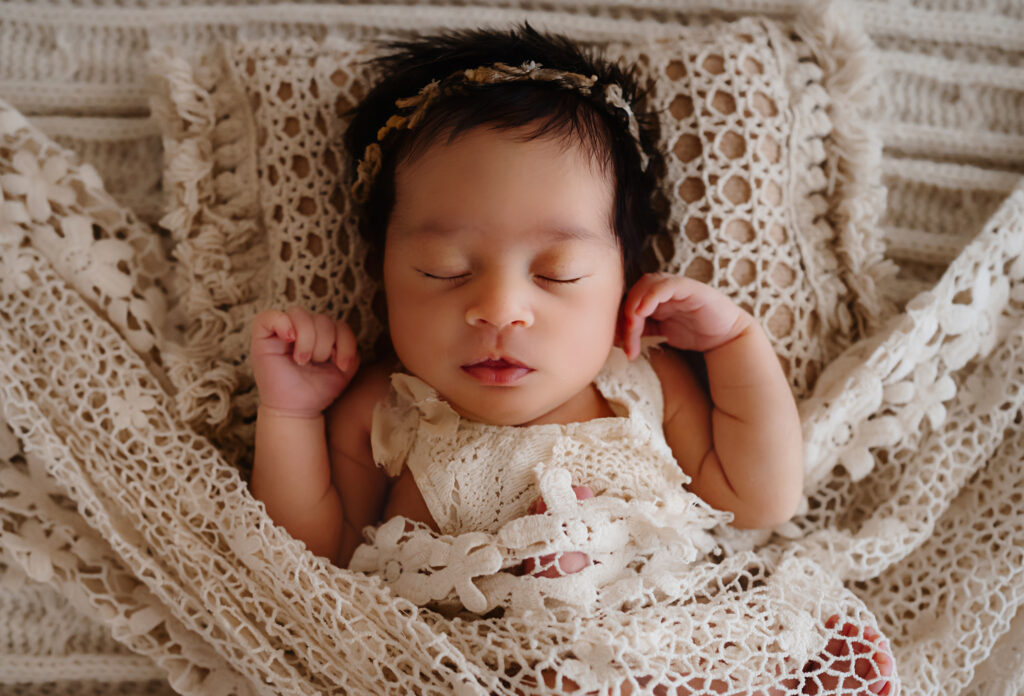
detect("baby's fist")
[250,307,359,418]
[619,273,751,358]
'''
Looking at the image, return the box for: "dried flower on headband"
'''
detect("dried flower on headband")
[351,60,650,204]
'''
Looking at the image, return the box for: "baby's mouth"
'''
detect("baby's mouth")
[461,357,534,385]
[466,357,530,369]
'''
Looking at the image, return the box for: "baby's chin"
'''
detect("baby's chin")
[431,386,562,427]
[445,397,547,427]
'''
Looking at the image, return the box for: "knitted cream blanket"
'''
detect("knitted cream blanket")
[1,1,1023,695]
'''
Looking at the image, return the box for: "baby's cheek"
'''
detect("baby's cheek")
[389,293,462,365]
[387,300,425,354]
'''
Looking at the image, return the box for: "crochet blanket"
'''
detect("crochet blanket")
[1,1,1023,695]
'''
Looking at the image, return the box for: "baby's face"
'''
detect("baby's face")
[383,125,625,425]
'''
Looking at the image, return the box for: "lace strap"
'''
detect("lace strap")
[370,372,460,477]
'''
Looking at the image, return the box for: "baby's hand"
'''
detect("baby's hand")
[619,273,752,359]
[250,307,359,418]
[521,485,593,578]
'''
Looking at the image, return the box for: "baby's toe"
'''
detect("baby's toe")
[811,616,896,696]
[856,628,895,695]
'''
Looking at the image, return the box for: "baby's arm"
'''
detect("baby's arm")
[250,308,387,566]
[620,274,803,529]
[324,363,396,565]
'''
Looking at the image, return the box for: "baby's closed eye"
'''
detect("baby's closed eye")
[417,268,471,283]
[534,274,584,285]
[413,263,589,286]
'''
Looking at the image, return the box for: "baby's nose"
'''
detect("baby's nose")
[465,278,534,330]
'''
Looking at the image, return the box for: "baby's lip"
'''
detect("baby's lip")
[461,356,534,385]
[462,356,532,370]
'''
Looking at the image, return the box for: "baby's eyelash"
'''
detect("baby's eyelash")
[536,275,583,285]
[417,269,582,285]
[419,270,469,283]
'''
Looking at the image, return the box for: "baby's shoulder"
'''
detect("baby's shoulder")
[325,358,398,444]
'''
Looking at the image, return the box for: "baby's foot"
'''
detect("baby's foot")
[516,614,895,696]
[799,615,896,696]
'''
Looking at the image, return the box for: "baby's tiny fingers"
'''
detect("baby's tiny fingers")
[332,320,359,374]
[619,303,648,360]
[310,313,337,363]
[525,551,591,577]
[627,311,650,360]
[556,551,590,575]
[622,272,663,316]
[252,310,295,343]
[285,307,316,364]
[635,280,683,318]
[572,485,594,501]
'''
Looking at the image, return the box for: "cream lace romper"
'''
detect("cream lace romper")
[370,347,729,537]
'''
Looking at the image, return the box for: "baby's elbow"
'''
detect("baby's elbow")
[730,507,792,530]
[758,495,801,529]
[731,482,803,530]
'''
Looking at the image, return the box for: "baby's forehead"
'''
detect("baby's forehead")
[387,125,617,242]
[390,216,618,250]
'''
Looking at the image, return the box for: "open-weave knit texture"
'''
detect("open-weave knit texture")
[0,1,1023,695]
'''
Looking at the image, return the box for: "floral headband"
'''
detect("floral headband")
[351,60,650,203]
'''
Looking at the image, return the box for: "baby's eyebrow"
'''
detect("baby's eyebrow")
[544,224,605,244]
[399,220,608,245]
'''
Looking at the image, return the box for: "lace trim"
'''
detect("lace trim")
[788,5,898,344]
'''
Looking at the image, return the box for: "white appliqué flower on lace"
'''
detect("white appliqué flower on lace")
[0,238,33,295]
[0,183,30,240]
[107,384,158,430]
[960,367,1006,415]
[0,189,32,293]
[56,215,135,297]
[883,361,957,431]
[0,150,76,222]
[350,517,502,613]
[836,415,902,482]
[108,294,159,353]
[3,519,70,583]
[0,161,42,296]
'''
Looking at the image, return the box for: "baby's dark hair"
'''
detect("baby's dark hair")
[344,24,662,286]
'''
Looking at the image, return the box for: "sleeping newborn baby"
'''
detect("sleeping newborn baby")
[248,23,896,696]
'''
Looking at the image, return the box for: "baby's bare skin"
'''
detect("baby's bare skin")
[382,467,435,529]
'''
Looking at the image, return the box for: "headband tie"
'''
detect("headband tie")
[351,61,650,203]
